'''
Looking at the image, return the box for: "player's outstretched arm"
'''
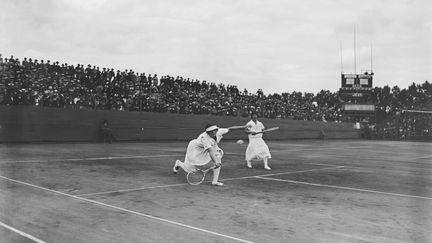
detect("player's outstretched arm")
[226,125,248,131]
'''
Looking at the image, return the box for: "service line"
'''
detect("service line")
[0,154,177,164]
[255,176,432,200]
[77,166,345,197]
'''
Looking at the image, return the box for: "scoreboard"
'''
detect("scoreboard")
[341,74,373,88]
[339,73,375,120]
[339,73,373,98]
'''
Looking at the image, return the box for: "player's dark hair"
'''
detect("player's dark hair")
[205,123,213,130]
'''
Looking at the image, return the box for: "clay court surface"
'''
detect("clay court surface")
[0,140,431,243]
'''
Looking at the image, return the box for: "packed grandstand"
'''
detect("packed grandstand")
[1,54,431,140]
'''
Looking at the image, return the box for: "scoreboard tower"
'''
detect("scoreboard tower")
[339,72,376,124]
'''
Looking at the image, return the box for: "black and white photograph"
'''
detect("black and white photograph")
[0,0,431,242]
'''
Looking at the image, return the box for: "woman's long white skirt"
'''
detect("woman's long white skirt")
[245,137,271,161]
[183,139,224,172]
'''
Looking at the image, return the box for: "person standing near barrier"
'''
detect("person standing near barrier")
[173,123,246,186]
[245,113,272,170]
[99,119,115,143]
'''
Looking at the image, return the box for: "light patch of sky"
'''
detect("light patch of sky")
[0,0,430,94]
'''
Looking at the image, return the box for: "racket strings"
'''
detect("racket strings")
[187,170,206,185]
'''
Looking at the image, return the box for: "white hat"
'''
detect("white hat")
[205,125,219,132]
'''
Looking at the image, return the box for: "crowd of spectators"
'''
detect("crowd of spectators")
[0,54,343,122]
[1,53,431,133]
[367,81,432,140]
[371,111,432,140]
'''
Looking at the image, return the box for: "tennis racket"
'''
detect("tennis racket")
[254,126,279,134]
[187,164,218,185]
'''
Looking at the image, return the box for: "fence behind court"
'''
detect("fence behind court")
[0,105,360,143]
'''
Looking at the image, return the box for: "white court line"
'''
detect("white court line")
[0,221,46,243]
[271,146,368,153]
[76,183,189,197]
[303,162,336,167]
[0,154,177,164]
[328,155,432,166]
[255,176,432,200]
[225,147,367,156]
[222,166,345,182]
[325,230,373,242]
[415,155,432,160]
[272,145,431,154]
[0,175,254,243]
[271,143,371,148]
[259,166,345,177]
[77,166,344,197]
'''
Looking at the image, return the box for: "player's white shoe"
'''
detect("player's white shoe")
[212,181,224,186]
[264,166,271,170]
[173,160,180,174]
[246,161,252,169]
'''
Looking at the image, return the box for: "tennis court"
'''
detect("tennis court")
[0,140,431,242]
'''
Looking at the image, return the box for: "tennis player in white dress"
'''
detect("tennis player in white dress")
[245,113,272,170]
[173,124,246,186]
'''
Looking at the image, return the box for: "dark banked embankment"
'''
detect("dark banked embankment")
[0,105,360,142]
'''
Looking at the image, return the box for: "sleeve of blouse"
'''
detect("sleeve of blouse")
[201,136,216,150]
[218,128,229,136]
